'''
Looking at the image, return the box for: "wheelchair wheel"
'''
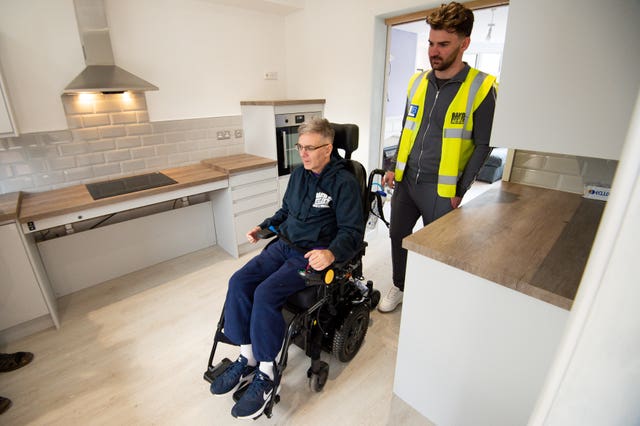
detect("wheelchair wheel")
[332,304,369,362]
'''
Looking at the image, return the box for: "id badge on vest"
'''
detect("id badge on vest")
[408,104,419,118]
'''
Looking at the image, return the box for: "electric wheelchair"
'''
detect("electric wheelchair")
[203,123,381,419]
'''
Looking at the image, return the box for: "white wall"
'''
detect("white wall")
[5,0,638,163]
[284,0,442,171]
[106,0,287,122]
[529,90,640,426]
[0,0,288,133]
[491,0,640,160]
[1,0,436,170]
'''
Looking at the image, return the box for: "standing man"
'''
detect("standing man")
[378,2,497,312]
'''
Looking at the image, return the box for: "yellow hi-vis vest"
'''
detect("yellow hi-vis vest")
[395,68,496,197]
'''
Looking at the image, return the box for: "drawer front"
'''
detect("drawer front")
[229,166,277,187]
[232,179,278,202]
[234,191,278,214]
[235,205,276,244]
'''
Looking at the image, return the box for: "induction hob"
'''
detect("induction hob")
[86,172,177,200]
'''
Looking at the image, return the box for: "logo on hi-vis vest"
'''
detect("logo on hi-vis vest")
[450,112,466,125]
[313,192,332,209]
[408,104,419,118]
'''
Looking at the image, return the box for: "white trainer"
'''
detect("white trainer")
[378,286,403,312]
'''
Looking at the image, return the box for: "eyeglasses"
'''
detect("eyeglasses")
[294,143,330,152]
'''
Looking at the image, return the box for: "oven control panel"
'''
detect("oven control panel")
[275,112,322,127]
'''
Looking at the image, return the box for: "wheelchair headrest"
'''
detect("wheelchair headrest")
[330,123,359,160]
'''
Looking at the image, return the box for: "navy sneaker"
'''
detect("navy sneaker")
[231,369,277,419]
[210,355,256,396]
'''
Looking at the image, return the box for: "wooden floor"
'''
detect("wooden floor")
[0,219,434,425]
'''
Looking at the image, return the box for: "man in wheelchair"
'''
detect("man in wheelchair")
[209,118,364,419]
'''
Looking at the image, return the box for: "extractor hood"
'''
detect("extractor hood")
[64,0,158,94]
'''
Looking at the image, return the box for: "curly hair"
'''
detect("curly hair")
[427,2,474,37]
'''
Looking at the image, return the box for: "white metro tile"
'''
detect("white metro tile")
[510,167,560,190]
[64,166,95,182]
[557,174,585,194]
[130,146,156,159]
[121,159,147,173]
[104,150,132,163]
[76,152,106,167]
[544,156,581,175]
[47,156,77,171]
[92,163,122,177]
[2,176,34,192]
[34,172,66,187]
[513,151,546,170]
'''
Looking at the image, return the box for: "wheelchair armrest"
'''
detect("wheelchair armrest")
[256,227,276,239]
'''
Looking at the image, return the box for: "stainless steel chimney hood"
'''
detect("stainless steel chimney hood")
[64,0,158,94]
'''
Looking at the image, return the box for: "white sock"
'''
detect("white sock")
[259,361,275,380]
[240,344,257,367]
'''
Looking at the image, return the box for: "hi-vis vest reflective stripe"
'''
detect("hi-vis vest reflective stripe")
[395,68,496,197]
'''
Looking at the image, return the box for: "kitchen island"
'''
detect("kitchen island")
[393,182,604,426]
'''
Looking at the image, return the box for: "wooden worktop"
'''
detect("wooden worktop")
[17,154,274,224]
[201,153,276,174]
[403,181,605,310]
[0,192,21,225]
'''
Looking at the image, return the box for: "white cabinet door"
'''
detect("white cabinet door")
[0,223,48,330]
[0,68,17,137]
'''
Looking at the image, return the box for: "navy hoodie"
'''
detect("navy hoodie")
[259,157,364,263]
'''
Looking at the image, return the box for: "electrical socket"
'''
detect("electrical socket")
[264,71,278,80]
[217,130,231,140]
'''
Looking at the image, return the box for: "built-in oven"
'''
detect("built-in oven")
[275,111,323,176]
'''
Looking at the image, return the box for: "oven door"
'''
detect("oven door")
[275,111,322,176]
[275,124,302,176]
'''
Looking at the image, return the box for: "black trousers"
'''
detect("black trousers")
[389,179,453,291]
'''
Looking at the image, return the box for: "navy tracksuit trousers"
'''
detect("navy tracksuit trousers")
[223,239,307,362]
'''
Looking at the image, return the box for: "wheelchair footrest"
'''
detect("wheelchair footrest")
[203,357,233,384]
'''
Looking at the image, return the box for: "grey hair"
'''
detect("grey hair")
[298,117,335,142]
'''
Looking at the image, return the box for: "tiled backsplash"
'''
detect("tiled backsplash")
[0,92,244,194]
[509,150,618,194]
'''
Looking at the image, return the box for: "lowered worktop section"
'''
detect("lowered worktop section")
[14,154,276,229]
[1,154,277,342]
[19,154,276,232]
